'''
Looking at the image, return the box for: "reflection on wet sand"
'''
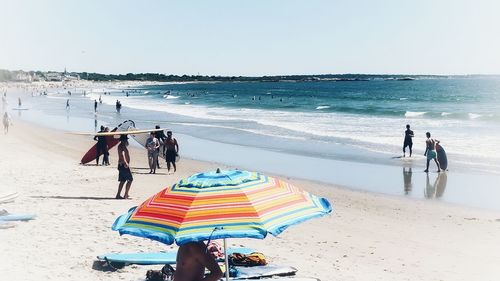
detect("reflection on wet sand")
[403,167,412,195]
[425,172,448,199]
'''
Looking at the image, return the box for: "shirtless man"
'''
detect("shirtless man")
[116,135,133,199]
[424,132,441,173]
[164,131,179,173]
[403,124,414,157]
[173,241,223,281]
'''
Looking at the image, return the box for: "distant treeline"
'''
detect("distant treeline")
[1,68,492,82]
[76,72,445,82]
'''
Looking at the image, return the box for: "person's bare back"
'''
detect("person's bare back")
[174,242,223,281]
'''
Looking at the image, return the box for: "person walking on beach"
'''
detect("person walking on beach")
[3,112,11,134]
[66,99,70,110]
[424,132,441,173]
[94,99,98,112]
[146,132,160,174]
[173,241,223,281]
[116,135,133,199]
[403,124,414,157]
[94,125,107,165]
[18,97,22,108]
[154,125,166,168]
[2,93,7,111]
[164,131,179,173]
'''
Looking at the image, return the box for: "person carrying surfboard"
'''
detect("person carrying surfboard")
[94,126,107,166]
[424,132,441,173]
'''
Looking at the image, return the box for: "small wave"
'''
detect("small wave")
[441,112,451,116]
[316,105,331,110]
[405,111,426,117]
[399,97,408,100]
[144,91,150,94]
[184,102,191,105]
[468,113,481,119]
[164,95,180,99]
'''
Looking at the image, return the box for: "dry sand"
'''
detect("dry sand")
[1,117,500,281]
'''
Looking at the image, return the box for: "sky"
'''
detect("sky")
[1,0,500,76]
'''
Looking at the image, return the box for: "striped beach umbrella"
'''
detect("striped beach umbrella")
[112,169,332,245]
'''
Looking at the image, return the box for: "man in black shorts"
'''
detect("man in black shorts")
[116,135,133,199]
[164,131,179,173]
[403,124,414,157]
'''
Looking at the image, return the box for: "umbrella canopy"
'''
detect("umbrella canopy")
[112,169,332,245]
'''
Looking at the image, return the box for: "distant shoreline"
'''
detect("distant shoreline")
[2,68,499,83]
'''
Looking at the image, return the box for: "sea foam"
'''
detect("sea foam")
[405,111,426,117]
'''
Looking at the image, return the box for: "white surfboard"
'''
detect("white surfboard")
[72,128,164,136]
[0,192,19,204]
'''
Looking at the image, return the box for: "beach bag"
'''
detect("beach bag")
[228,252,267,266]
[146,264,175,281]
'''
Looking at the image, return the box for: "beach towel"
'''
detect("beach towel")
[228,252,267,266]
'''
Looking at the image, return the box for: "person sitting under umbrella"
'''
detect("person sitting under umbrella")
[173,241,223,281]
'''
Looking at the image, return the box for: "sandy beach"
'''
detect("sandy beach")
[1,87,500,281]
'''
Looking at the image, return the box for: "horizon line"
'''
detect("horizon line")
[2,68,500,78]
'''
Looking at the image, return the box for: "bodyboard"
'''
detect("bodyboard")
[436,144,448,170]
[130,129,166,159]
[97,247,254,265]
[0,214,36,222]
[232,265,297,279]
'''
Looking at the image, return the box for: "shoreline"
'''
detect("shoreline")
[1,118,500,281]
[3,81,500,211]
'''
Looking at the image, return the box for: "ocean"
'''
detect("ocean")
[88,77,500,174]
[9,77,500,210]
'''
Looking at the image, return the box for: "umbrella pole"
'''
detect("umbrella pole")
[224,238,229,281]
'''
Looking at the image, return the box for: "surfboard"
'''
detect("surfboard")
[97,247,254,265]
[80,120,135,164]
[232,265,297,279]
[74,128,164,136]
[0,192,18,204]
[436,143,448,170]
[0,214,36,221]
[129,128,167,160]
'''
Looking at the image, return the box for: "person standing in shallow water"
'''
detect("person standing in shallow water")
[424,132,441,173]
[116,135,133,199]
[164,131,179,173]
[403,124,414,157]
